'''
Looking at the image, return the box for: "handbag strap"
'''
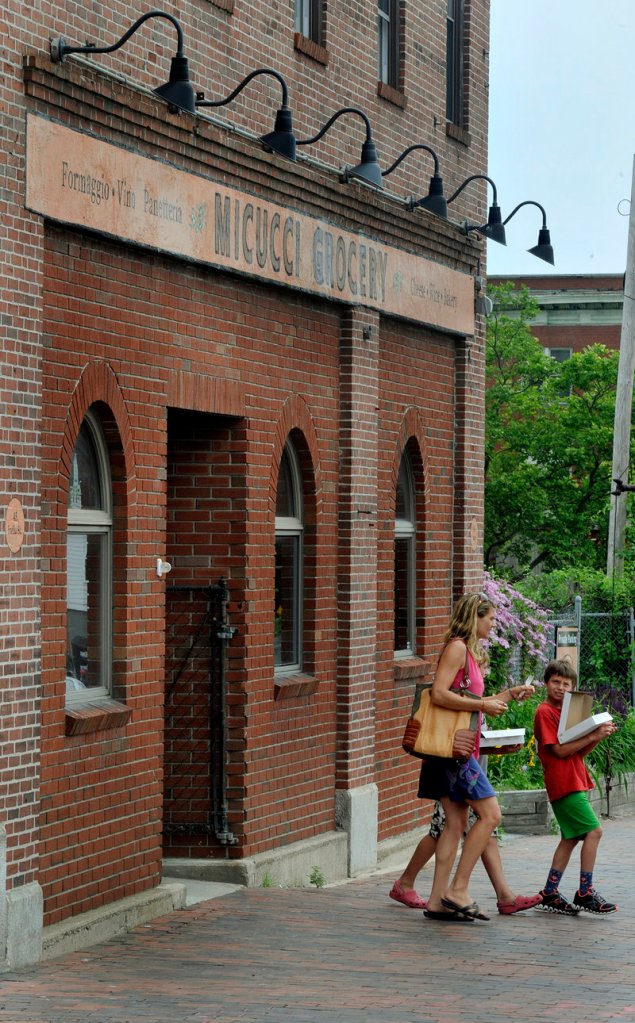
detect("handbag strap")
[455,644,472,691]
[436,640,473,691]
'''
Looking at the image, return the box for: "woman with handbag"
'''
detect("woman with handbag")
[413,592,534,922]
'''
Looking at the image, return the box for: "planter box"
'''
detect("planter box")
[498,788,553,835]
[498,772,635,835]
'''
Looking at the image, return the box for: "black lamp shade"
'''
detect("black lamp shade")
[416,173,448,219]
[153,55,196,114]
[528,227,555,265]
[347,138,383,188]
[260,106,296,161]
[481,202,506,246]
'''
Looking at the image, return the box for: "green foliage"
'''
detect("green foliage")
[516,569,635,700]
[309,865,326,888]
[518,567,635,613]
[485,692,544,791]
[485,283,623,582]
[587,707,635,784]
[487,691,635,794]
[261,871,276,888]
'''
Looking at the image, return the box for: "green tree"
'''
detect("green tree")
[485,282,620,581]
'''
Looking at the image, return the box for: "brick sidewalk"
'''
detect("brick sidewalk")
[1,815,633,1023]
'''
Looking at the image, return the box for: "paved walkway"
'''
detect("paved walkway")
[1,814,634,1023]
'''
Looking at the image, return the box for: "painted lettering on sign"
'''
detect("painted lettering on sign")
[312,229,387,302]
[26,115,475,335]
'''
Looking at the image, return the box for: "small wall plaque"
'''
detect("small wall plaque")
[6,498,25,553]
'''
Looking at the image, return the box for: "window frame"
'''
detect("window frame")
[274,440,304,675]
[394,450,416,657]
[295,0,323,45]
[378,0,401,90]
[65,412,113,705]
[446,0,465,127]
[545,347,573,363]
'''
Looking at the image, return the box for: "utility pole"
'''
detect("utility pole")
[607,156,635,577]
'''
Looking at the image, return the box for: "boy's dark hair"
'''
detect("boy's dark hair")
[543,658,578,686]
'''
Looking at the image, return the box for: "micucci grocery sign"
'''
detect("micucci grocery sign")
[26,114,474,335]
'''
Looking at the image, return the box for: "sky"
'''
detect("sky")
[487,0,635,277]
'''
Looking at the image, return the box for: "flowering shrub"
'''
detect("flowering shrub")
[480,573,552,791]
[482,571,551,689]
[481,576,635,790]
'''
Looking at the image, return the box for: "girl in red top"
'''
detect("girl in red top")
[417,593,534,922]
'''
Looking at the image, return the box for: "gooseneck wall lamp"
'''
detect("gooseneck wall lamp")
[297,108,383,188]
[448,174,507,245]
[382,144,448,219]
[50,10,196,114]
[502,200,555,265]
[48,19,553,262]
[196,68,296,162]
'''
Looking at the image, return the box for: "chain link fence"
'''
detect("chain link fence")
[505,596,635,708]
[544,597,635,709]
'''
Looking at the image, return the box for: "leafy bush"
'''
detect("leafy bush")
[486,692,635,792]
[517,567,634,614]
[587,706,635,784]
[516,568,635,703]
[485,691,544,791]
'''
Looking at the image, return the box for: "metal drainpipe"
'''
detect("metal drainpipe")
[209,578,238,846]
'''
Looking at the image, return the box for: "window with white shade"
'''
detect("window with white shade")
[274,441,304,671]
[66,413,113,702]
[394,450,416,655]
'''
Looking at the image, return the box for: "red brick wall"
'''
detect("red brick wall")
[376,321,456,836]
[3,0,490,927]
[531,323,621,353]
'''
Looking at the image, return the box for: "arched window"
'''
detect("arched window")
[274,441,303,671]
[66,412,113,701]
[394,450,416,655]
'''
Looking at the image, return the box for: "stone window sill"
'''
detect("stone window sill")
[293,33,328,66]
[377,81,406,109]
[446,122,472,147]
[207,0,234,12]
[393,656,433,684]
[274,672,319,700]
[65,699,132,736]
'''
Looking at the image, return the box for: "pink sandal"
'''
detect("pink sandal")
[496,893,543,915]
[389,880,427,909]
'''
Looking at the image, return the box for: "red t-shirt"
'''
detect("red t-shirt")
[533,700,594,803]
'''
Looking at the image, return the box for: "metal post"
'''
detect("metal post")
[607,155,635,576]
[574,594,582,685]
[631,607,635,708]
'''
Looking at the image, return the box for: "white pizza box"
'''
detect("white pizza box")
[557,691,613,744]
[480,728,525,749]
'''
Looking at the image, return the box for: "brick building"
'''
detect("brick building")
[488,274,624,356]
[1,1,491,967]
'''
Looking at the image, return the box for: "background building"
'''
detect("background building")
[1,1,491,967]
[488,274,624,357]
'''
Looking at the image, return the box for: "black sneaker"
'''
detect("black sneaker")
[573,889,618,914]
[536,889,580,915]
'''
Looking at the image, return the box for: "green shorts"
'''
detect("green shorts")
[551,791,600,840]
